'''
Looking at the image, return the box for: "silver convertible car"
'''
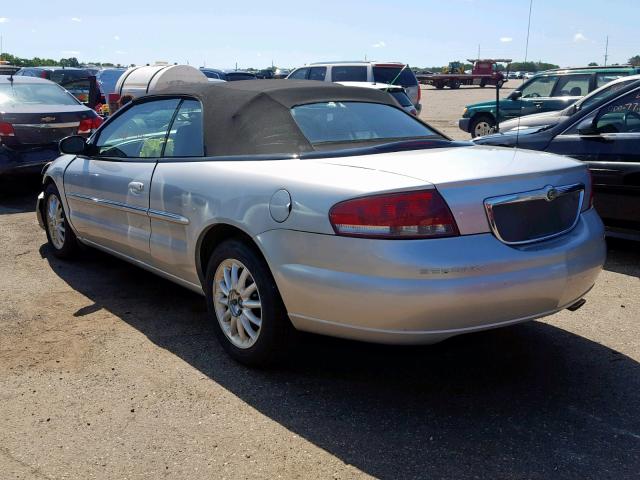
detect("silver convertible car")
[37,80,606,365]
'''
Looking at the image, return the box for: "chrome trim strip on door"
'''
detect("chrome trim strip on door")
[68,192,189,224]
[484,183,585,246]
[148,209,190,225]
[67,192,148,216]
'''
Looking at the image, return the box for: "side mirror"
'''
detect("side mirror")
[577,118,599,136]
[59,135,88,155]
[509,90,522,100]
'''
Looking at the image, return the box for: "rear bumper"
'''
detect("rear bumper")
[458,117,471,133]
[256,208,606,344]
[0,145,59,176]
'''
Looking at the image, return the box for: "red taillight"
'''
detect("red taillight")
[77,116,103,134]
[77,119,92,134]
[329,190,459,239]
[0,122,15,137]
[40,71,48,79]
[410,108,417,116]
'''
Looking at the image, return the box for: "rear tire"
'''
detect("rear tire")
[469,114,496,138]
[205,239,291,367]
[43,183,78,259]
[435,82,445,90]
[449,79,461,89]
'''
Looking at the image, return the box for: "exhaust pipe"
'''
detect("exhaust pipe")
[566,298,587,312]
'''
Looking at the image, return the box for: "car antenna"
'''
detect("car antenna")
[515,0,534,149]
[385,63,408,93]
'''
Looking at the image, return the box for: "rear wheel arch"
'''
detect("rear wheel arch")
[196,223,267,288]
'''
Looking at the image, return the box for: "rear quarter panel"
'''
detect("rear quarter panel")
[148,158,428,285]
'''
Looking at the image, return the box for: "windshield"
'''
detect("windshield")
[373,66,417,87]
[291,102,439,147]
[575,78,640,111]
[0,82,79,106]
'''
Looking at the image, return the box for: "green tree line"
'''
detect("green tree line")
[0,52,123,68]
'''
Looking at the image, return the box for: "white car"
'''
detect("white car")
[336,81,418,115]
[287,61,422,113]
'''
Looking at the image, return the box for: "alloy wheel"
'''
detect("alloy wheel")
[474,121,493,137]
[46,195,66,250]
[213,258,262,349]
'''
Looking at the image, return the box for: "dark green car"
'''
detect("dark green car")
[458,65,640,137]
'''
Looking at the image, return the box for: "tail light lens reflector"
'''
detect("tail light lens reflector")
[77,116,103,134]
[329,190,459,239]
[0,122,15,137]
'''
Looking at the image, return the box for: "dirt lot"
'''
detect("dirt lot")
[420,80,525,140]
[1,85,639,479]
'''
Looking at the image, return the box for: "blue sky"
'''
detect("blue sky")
[0,0,636,69]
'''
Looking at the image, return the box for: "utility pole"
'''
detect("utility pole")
[604,35,609,66]
[477,43,481,60]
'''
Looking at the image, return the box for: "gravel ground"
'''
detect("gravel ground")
[1,86,639,479]
[420,79,525,140]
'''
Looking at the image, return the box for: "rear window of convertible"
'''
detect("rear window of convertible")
[291,102,437,145]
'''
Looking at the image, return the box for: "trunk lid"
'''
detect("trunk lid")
[317,145,589,235]
[1,105,93,146]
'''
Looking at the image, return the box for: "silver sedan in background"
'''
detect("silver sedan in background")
[37,80,605,366]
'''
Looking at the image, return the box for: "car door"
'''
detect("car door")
[515,75,559,118]
[147,98,205,285]
[547,73,593,111]
[546,87,640,231]
[64,97,181,262]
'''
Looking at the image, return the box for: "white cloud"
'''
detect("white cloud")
[71,17,82,22]
[0,17,9,23]
[372,41,386,48]
[113,35,120,41]
[61,50,80,55]
[500,37,513,43]
[573,32,587,42]
[115,50,127,55]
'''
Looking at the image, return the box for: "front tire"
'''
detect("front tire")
[205,239,290,366]
[43,183,78,258]
[469,114,496,138]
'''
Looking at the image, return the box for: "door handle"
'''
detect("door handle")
[533,101,543,108]
[128,181,145,194]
